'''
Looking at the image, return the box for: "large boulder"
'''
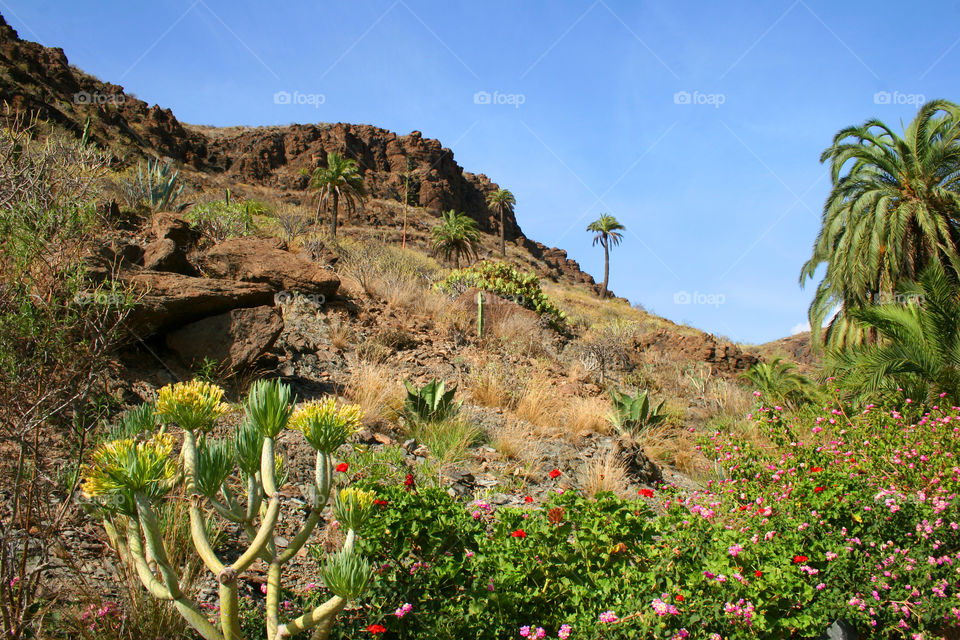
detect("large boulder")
[166,306,283,370]
[142,213,199,274]
[201,237,340,299]
[123,270,275,335]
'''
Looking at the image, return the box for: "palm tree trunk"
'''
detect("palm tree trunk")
[601,239,609,299]
[330,192,339,238]
[315,196,323,228]
[499,209,506,257]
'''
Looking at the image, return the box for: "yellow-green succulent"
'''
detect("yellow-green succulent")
[334,487,375,530]
[81,432,177,513]
[288,397,363,453]
[155,380,230,432]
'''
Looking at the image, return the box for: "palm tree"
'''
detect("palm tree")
[586,214,625,299]
[826,263,960,403]
[742,357,819,409]
[306,151,366,237]
[486,188,515,257]
[432,210,481,269]
[800,99,960,350]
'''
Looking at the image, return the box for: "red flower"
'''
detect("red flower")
[814,486,825,493]
[373,499,388,506]
[524,496,534,503]
[549,469,561,479]
[638,488,654,498]
[793,555,809,564]
[675,594,684,602]
[404,474,415,488]
[810,466,823,473]
[511,529,527,538]
[754,570,762,578]
[366,624,386,634]
[335,463,349,473]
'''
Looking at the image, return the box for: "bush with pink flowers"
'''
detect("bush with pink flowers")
[340,394,959,639]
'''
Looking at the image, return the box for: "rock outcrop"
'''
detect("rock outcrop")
[122,270,275,335]
[202,237,340,299]
[166,306,283,369]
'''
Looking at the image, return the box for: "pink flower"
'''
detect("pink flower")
[395,603,413,618]
[599,611,618,624]
[520,626,531,638]
[729,543,743,557]
[558,624,572,639]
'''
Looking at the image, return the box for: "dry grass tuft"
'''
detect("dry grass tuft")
[563,395,612,437]
[577,448,630,498]
[324,314,355,350]
[345,360,403,424]
[488,419,546,482]
[485,307,548,358]
[514,374,564,432]
[467,363,514,410]
[634,422,710,479]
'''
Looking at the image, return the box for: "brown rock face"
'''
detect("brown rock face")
[636,329,759,374]
[201,237,340,299]
[123,270,275,335]
[166,306,283,370]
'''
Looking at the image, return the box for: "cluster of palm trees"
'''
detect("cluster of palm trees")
[801,99,960,400]
[304,150,629,300]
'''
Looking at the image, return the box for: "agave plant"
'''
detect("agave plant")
[403,378,460,424]
[606,388,667,437]
[83,379,374,640]
[120,157,189,212]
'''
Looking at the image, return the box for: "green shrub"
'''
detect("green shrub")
[185,198,257,242]
[435,261,566,330]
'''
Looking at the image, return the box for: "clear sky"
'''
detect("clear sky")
[4,1,958,343]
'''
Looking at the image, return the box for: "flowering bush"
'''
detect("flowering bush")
[342,395,960,639]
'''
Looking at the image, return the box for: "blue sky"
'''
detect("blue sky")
[5,1,958,343]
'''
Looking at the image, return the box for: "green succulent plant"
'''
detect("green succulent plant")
[403,378,461,424]
[607,388,667,437]
[84,379,373,640]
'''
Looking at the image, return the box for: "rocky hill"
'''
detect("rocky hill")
[0,14,596,288]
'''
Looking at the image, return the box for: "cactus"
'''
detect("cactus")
[403,378,460,424]
[607,388,668,437]
[82,379,373,640]
[477,290,485,338]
